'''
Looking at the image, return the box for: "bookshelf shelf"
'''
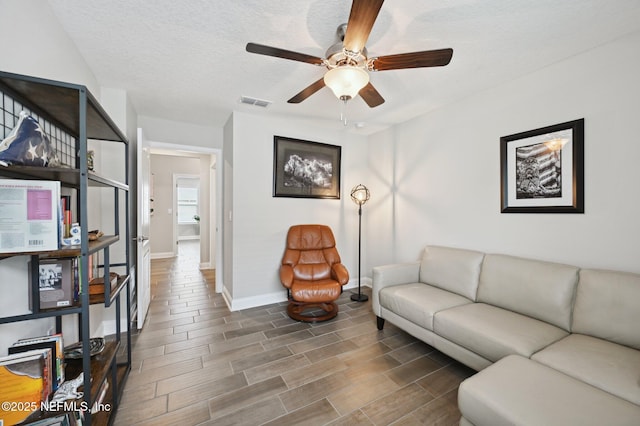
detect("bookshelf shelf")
[0,165,127,190]
[0,306,83,325]
[0,236,121,259]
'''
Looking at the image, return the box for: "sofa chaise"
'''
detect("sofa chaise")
[372,245,640,425]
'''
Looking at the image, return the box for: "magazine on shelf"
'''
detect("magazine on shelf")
[9,333,65,390]
[0,348,52,425]
[0,179,60,253]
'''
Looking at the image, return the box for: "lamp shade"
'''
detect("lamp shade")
[350,184,370,206]
[324,66,369,100]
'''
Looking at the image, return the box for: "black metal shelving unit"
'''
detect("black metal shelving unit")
[0,70,132,426]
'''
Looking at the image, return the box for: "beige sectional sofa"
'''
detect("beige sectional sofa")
[372,245,640,425]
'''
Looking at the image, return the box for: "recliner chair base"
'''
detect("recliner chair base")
[287,300,338,323]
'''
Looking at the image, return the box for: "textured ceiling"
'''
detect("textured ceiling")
[47,0,640,134]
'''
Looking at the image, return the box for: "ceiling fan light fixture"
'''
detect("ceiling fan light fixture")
[324,66,369,101]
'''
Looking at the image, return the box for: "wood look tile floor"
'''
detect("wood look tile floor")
[114,240,475,425]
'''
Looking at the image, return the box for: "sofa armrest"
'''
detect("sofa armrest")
[372,261,421,316]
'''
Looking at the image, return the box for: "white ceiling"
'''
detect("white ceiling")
[47,0,640,134]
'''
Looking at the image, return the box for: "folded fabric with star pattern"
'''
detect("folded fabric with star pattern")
[0,111,60,167]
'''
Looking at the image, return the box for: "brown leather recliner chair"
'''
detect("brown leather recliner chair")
[280,224,349,322]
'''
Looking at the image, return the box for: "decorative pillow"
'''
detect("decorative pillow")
[0,111,60,167]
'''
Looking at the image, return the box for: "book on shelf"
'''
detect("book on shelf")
[29,258,76,310]
[0,179,60,254]
[0,348,52,425]
[60,195,72,240]
[9,333,65,391]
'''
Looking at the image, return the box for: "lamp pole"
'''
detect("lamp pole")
[350,184,369,302]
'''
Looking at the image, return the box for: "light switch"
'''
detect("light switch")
[168,208,172,214]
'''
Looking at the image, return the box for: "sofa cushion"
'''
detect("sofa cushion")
[379,283,472,330]
[459,355,640,426]
[532,334,640,406]
[477,254,578,330]
[419,245,484,301]
[572,268,640,350]
[434,303,568,362]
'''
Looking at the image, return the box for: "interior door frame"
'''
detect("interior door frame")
[148,141,222,292]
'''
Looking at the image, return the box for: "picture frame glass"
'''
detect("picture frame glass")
[39,262,64,291]
[506,128,574,208]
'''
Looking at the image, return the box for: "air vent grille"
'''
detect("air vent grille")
[240,96,272,108]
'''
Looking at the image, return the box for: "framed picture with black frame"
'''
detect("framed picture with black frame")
[500,118,584,213]
[273,136,341,199]
[29,258,75,310]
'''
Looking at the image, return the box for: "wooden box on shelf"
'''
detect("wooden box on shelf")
[89,272,119,295]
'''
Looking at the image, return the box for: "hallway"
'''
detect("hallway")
[114,240,472,425]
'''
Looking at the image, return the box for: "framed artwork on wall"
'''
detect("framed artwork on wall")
[500,118,584,213]
[273,136,341,199]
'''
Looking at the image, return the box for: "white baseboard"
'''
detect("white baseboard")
[199,262,212,269]
[221,277,372,312]
[151,252,174,259]
[229,290,288,311]
[221,286,232,311]
[343,277,372,291]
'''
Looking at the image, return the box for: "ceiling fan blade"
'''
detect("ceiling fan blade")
[246,42,324,66]
[288,78,326,104]
[343,0,384,53]
[371,48,453,71]
[359,82,385,108]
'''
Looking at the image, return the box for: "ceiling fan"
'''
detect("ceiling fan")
[245,0,453,108]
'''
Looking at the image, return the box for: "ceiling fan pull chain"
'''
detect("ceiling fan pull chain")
[340,98,348,126]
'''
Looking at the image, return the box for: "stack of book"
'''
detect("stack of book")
[9,333,65,390]
[0,348,53,425]
[0,334,66,425]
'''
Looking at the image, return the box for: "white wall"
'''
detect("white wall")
[222,115,234,297]
[225,111,368,309]
[366,30,640,275]
[149,154,204,255]
[0,0,99,95]
[138,115,223,150]
[97,87,137,335]
[0,0,105,353]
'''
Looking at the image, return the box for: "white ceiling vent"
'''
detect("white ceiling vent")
[239,96,272,108]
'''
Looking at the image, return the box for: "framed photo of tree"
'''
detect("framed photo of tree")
[273,136,341,199]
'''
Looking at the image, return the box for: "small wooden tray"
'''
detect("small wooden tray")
[89,272,119,295]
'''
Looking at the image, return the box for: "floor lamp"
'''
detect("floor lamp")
[350,184,370,302]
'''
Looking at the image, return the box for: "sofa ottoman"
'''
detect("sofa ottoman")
[458,355,640,426]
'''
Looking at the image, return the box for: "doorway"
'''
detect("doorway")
[146,144,221,286]
[175,175,201,242]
